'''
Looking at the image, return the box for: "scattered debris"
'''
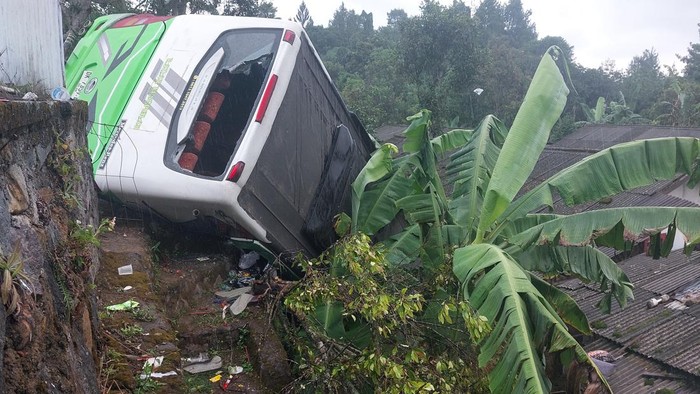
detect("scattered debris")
[105,300,139,311]
[50,87,70,101]
[215,286,252,300]
[209,374,222,382]
[196,256,210,262]
[228,293,254,316]
[117,264,133,275]
[121,285,133,292]
[0,85,18,95]
[144,356,164,369]
[588,350,617,378]
[238,251,260,270]
[21,92,38,101]
[182,353,210,365]
[183,355,222,374]
[647,294,670,308]
[140,371,177,379]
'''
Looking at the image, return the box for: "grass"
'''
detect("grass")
[120,323,143,338]
[184,374,213,394]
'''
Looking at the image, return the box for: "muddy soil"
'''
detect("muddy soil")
[95,223,292,393]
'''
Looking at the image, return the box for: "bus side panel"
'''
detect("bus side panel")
[238,36,370,255]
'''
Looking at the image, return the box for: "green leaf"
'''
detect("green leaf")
[503,137,700,224]
[403,110,431,153]
[517,245,634,312]
[528,274,590,334]
[315,301,346,339]
[382,224,422,266]
[594,96,605,122]
[446,115,508,240]
[314,301,371,349]
[355,155,420,234]
[430,128,473,156]
[476,46,570,241]
[351,143,399,232]
[511,207,700,251]
[453,243,586,393]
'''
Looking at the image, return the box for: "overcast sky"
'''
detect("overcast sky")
[272,0,700,71]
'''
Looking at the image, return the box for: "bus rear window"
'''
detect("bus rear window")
[168,29,282,177]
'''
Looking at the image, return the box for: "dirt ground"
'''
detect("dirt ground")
[94,222,292,393]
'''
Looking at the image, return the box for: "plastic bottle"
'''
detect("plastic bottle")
[51,87,71,101]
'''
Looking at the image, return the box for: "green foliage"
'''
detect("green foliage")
[119,323,144,337]
[285,233,490,393]
[52,135,86,208]
[68,217,115,269]
[135,362,162,393]
[0,246,30,316]
[343,45,700,392]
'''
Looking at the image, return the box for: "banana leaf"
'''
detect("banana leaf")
[476,46,570,240]
[501,137,700,226]
[453,243,606,393]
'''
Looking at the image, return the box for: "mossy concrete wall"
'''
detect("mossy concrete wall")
[0,100,100,393]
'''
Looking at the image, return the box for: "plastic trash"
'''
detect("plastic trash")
[238,251,260,270]
[215,286,251,300]
[229,366,244,375]
[144,356,164,368]
[183,355,222,374]
[229,293,254,315]
[182,353,210,365]
[105,300,139,311]
[22,92,38,101]
[140,371,177,379]
[209,374,222,382]
[51,87,71,101]
[118,264,133,275]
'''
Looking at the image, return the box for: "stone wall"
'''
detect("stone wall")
[0,100,100,393]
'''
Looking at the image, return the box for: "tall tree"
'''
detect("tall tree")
[681,23,700,82]
[294,1,311,27]
[398,0,481,127]
[503,0,536,45]
[221,0,276,17]
[386,8,407,27]
[138,0,220,15]
[622,48,664,117]
[474,0,505,38]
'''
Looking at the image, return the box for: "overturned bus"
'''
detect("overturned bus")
[65,14,375,256]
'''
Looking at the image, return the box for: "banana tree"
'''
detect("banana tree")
[351,46,700,393]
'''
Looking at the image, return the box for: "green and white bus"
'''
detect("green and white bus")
[66,14,374,255]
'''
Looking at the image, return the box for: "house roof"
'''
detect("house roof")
[561,250,700,391]
[373,124,407,149]
[552,124,700,152]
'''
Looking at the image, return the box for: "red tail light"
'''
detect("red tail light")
[254,74,278,123]
[226,161,245,182]
[283,30,296,44]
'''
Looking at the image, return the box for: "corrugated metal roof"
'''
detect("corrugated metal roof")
[0,0,64,91]
[561,250,700,388]
[553,124,700,152]
[585,337,696,393]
